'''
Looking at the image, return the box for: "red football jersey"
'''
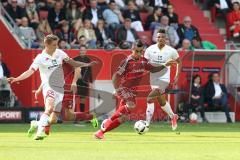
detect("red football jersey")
[115,55,154,89]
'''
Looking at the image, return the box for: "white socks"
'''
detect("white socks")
[36,113,49,136]
[161,102,174,119]
[146,103,155,126]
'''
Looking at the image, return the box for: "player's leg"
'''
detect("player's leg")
[145,89,160,126]
[95,101,135,139]
[34,96,54,140]
[157,93,178,130]
[62,96,98,128]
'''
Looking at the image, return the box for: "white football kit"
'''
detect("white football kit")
[144,44,179,90]
[30,49,69,112]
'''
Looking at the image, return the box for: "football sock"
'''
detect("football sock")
[103,118,121,133]
[110,104,130,121]
[146,103,155,126]
[161,102,174,119]
[36,113,49,136]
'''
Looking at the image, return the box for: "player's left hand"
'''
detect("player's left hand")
[71,82,77,94]
[165,59,177,67]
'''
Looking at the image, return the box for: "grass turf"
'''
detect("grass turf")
[0,122,240,160]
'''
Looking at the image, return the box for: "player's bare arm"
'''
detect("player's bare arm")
[7,69,35,84]
[64,57,98,68]
[174,58,182,84]
[71,67,81,94]
[35,83,43,100]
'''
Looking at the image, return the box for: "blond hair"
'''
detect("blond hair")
[44,34,59,44]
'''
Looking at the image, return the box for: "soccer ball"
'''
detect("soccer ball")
[189,113,198,124]
[134,120,149,135]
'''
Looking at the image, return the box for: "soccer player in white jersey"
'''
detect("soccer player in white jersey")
[8,34,96,140]
[144,29,181,130]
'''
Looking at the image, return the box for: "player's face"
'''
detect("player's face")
[45,40,58,54]
[133,46,144,58]
[157,33,166,45]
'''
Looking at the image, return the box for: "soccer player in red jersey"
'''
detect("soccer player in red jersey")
[94,40,176,139]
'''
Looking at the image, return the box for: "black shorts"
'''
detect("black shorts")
[77,80,89,97]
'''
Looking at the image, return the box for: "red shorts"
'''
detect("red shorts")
[116,87,136,104]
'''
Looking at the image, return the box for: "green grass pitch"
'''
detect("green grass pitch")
[0,122,240,160]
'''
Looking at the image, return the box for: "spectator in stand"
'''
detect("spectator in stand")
[213,0,232,20]
[66,0,83,31]
[152,16,179,48]
[97,0,108,11]
[123,0,144,31]
[56,22,76,47]
[228,2,240,37]
[114,0,126,10]
[78,35,87,47]
[17,0,27,8]
[1,0,9,9]
[77,19,97,48]
[25,0,39,30]
[0,52,10,79]
[189,75,208,122]
[83,0,103,27]
[5,0,26,25]
[190,37,217,50]
[204,72,232,123]
[36,17,52,43]
[47,0,67,30]
[177,16,201,47]
[117,18,139,46]
[177,39,191,51]
[149,0,170,14]
[102,1,124,31]
[135,0,152,12]
[166,4,178,29]
[145,6,163,30]
[19,17,39,48]
[95,19,115,48]
[58,39,71,49]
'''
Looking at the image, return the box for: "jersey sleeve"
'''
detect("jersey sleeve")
[116,58,128,76]
[59,49,69,61]
[29,54,41,71]
[171,48,179,60]
[144,47,150,60]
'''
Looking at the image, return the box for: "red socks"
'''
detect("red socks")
[103,118,121,133]
[110,104,130,121]
[74,112,93,121]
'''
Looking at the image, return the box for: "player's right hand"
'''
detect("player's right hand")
[88,61,99,66]
[35,89,41,100]
[7,77,18,84]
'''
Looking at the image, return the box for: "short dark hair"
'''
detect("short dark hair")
[157,29,166,34]
[192,74,201,84]
[134,40,144,48]
[233,2,240,6]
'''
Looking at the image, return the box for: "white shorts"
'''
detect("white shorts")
[42,85,64,113]
[150,76,170,92]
